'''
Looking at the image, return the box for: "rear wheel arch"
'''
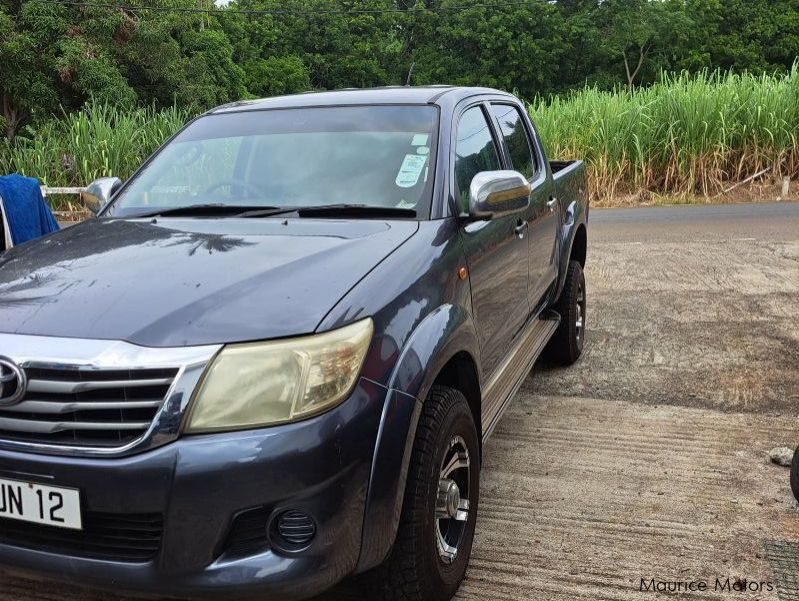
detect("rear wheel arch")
[571,224,587,267]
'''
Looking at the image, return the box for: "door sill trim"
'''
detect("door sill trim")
[481,312,559,441]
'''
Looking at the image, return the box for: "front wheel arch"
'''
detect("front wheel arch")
[357,306,481,573]
[430,351,482,456]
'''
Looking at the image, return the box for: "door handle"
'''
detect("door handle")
[547,197,558,211]
[514,219,529,238]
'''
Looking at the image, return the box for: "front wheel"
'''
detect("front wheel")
[359,386,480,601]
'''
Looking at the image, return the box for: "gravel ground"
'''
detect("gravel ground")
[2,202,798,600]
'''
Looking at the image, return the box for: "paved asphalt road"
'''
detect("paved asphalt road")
[2,201,798,601]
[589,200,799,242]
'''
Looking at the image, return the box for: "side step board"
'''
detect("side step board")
[482,311,560,441]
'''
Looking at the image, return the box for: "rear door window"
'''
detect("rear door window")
[490,104,537,180]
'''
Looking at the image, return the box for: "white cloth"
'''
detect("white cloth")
[0,194,13,250]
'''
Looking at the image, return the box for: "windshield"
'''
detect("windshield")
[105,105,439,218]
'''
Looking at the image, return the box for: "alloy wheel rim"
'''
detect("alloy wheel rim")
[435,435,471,564]
[575,281,585,343]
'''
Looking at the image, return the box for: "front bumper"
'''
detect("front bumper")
[0,378,388,600]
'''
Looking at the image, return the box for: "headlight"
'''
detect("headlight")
[185,318,373,433]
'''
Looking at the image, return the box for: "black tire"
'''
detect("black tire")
[790,447,799,502]
[359,386,480,601]
[546,259,586,365]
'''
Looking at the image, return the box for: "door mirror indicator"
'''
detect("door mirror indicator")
[468,170,531,220]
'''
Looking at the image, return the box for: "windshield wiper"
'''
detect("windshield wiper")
[235,206,306,218]
[237,204,417,219]
[294,204,417,218]
[128,204,283,218]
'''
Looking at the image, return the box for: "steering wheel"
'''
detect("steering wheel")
[204,180,266,198]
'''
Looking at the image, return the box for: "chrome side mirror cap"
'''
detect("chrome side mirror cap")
[468,170,531,219]
[82,177,122,214]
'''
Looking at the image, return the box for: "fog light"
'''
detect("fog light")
[272,510,316,550]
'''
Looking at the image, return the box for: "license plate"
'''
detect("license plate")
[0,477,82,530]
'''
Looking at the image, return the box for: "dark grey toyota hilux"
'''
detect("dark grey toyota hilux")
[0,87,588,600]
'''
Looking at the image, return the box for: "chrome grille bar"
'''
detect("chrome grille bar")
[8,400,164,414]
[26,378,175,394]
[0,417,152,433]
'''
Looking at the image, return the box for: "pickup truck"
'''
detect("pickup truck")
[0,86,588,601]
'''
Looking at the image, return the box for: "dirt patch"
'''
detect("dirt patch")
[533,233,799,414]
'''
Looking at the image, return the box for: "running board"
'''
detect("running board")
[481,312,560,441]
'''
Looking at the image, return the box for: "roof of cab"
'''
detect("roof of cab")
[210,86,514,114]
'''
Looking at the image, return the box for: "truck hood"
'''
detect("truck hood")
[0,217,418,347]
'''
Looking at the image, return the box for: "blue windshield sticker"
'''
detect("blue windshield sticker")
[396,154,427,188]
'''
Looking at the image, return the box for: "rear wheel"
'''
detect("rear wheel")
[359,386,480,601]
[790,447,799,502]
[545,259,586,365]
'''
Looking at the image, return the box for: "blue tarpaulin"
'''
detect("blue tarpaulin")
[0,174,60,249]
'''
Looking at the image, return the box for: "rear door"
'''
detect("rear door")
[455,103,532,377]
[490,103,558,311]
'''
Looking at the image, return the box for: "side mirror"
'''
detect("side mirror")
[468,170,531,219]
[82,177,122,214]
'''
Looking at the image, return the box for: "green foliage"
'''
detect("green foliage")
[0,101,189,189]
[531,67,799,201]
[243,55,310,97]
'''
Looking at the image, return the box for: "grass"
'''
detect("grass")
[2,68,798,210]
[530,67,799,205]
[0,102,189,211]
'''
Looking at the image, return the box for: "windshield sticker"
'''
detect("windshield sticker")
[417,146,430,155]
[396,199,416,209]
[411,133,429,146]
[396,154,427,188]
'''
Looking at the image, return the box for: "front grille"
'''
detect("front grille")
[0,511,163,562]
[0,367,178,448]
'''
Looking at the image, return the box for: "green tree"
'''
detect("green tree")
[601,0,694,90]
[704,0,799,72]
[242,55,310,97]
[0,0,247,140]
[1,0,66,139]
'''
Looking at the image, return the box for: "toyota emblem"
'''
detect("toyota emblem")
[0,357,26,406]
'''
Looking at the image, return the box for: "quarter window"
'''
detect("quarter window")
[491,104,537,180]
[454,106,501,210]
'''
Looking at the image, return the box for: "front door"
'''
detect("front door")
[490,103,559,310]
[456,104,531,378]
